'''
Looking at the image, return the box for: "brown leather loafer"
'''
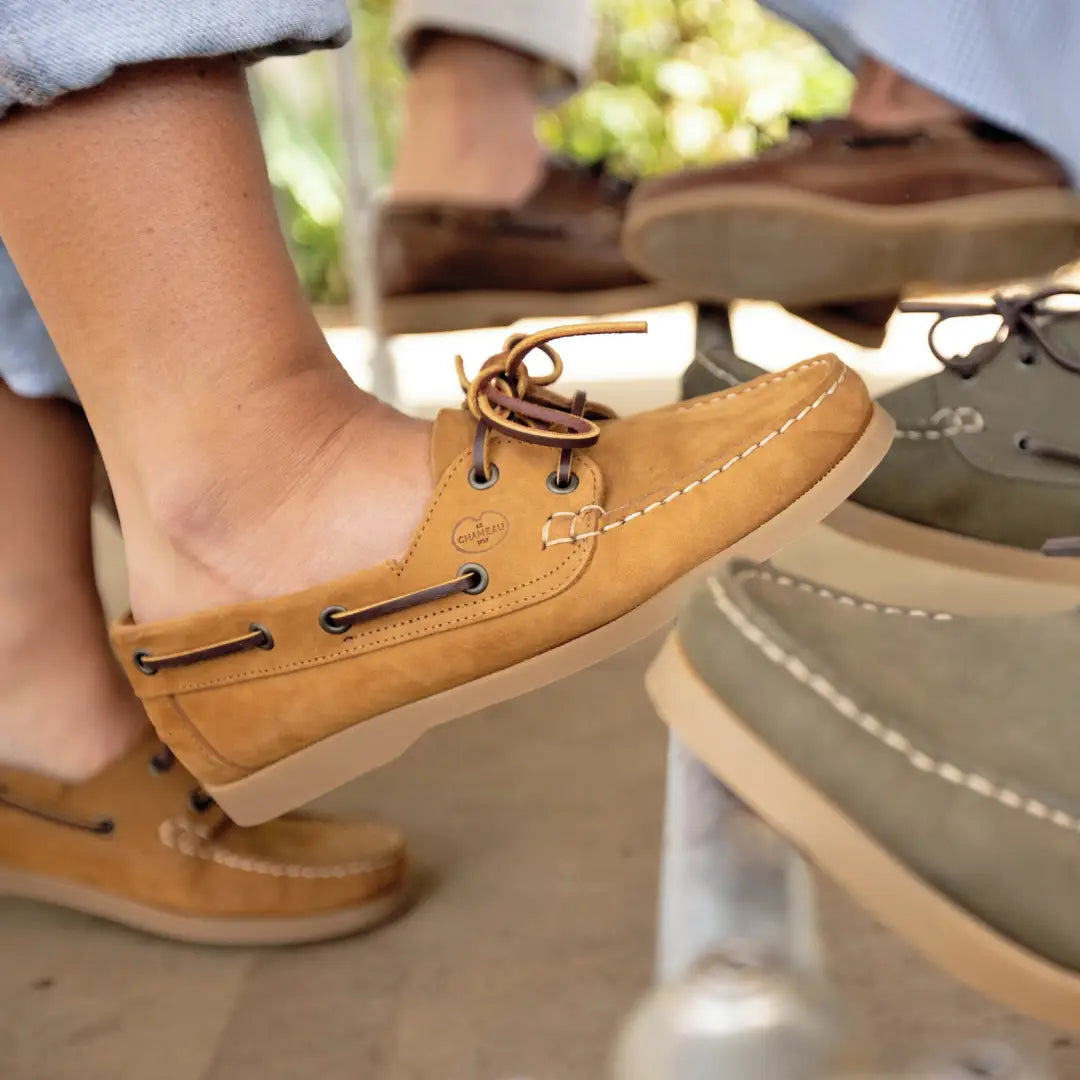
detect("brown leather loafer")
[624,118,1080,305]
[378,158,677,334]
[0,734,408,945]
[112,322,891,825]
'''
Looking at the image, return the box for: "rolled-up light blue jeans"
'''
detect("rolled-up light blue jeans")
[0,0,353,401]
[2,0,1080,400]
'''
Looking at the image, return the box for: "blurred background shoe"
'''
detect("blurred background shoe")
[624,118,1080,306]
[379,155,903,345]
[378,158,676,334]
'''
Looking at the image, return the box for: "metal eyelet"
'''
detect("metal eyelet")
[249,623,274,650]
[148,749,175,775]
[458,563,489,594]
[1014,432,1031,452]
[467,464,500,490]
[189,789,215,813]
[1019,350,1038,367]
[546,470,579,495]
[319,605,349,634]
[133,650,158,676]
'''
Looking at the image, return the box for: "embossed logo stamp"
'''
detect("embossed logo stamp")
[452,511,510,553]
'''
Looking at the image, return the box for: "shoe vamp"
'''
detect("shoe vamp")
[934,341,1080,484]
[863,369,1080,548]
[739,571,1080,804]
[681,568,1080,970]
[589,357,858,511]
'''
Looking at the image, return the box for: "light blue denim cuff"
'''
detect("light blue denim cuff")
[0,0,350,114]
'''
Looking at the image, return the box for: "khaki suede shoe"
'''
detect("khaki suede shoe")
[686,288,1080,587]
[625,117,1080,305]
[112,323,890,825]
[0,734,408,945]
[832,287,1080,586]
[648,561,1080,1029]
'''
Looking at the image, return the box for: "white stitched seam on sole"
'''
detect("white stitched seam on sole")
[542,367,846,548]
[732,564,954,621]
[158,818,400,879]
[706,575,1080,836]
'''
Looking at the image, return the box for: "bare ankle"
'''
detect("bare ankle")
[122,375,434,624]
[392,35,544,203]
[0,584,147,781]
[848,57,968,130]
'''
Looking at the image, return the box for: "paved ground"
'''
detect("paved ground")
[4,302,1078,1079]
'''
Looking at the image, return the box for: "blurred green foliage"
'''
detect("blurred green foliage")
[257,0,850,302]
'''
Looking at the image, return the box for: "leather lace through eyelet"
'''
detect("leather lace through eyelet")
[133,623,272,675]
[456,321,643,487]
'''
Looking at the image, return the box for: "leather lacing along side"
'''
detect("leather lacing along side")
[132,321,643,676]
[0,744,216,835]
[133,566,489,674]
[0,784,115,835]
[134,623,273,675]
[900,288,1080,557]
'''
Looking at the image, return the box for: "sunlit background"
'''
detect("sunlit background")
[255,0,851,306]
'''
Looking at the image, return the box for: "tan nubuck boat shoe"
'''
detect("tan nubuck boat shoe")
[111,322,892,825]
[0,733,408,945]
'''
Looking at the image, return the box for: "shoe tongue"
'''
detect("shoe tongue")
[431,408,478,479]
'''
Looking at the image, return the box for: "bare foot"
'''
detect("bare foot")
[0,586,147,781]
[124,366,435,625]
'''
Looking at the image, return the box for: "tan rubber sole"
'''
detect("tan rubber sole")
[0,866,409,946]
[623,185,1080,306]
[827,500,1080,586]
[207,403,894,825]
[380,283,681,335]
[646,633,1080,1030]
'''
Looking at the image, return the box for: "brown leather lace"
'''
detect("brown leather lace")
[0,744,217,835]
[0,784,115,834]
[135,624,272,675]
[132,322,643,676]
[457,321,643,485]
[900,288,1080,556]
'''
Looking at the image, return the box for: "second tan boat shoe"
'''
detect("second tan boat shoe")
[112,323,891,824]
[0,734,408,944]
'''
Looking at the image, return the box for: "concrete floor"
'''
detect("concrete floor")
[4,304,1080,1078]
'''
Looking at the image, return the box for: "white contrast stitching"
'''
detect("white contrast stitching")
[543,368,846,547]
[158,818,401,878]
[707,576,1080,835]
[895,406,984,441]
[731,564,954,621]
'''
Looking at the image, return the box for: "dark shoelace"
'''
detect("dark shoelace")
[899,288,1080,557]
[0,745,216,835]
